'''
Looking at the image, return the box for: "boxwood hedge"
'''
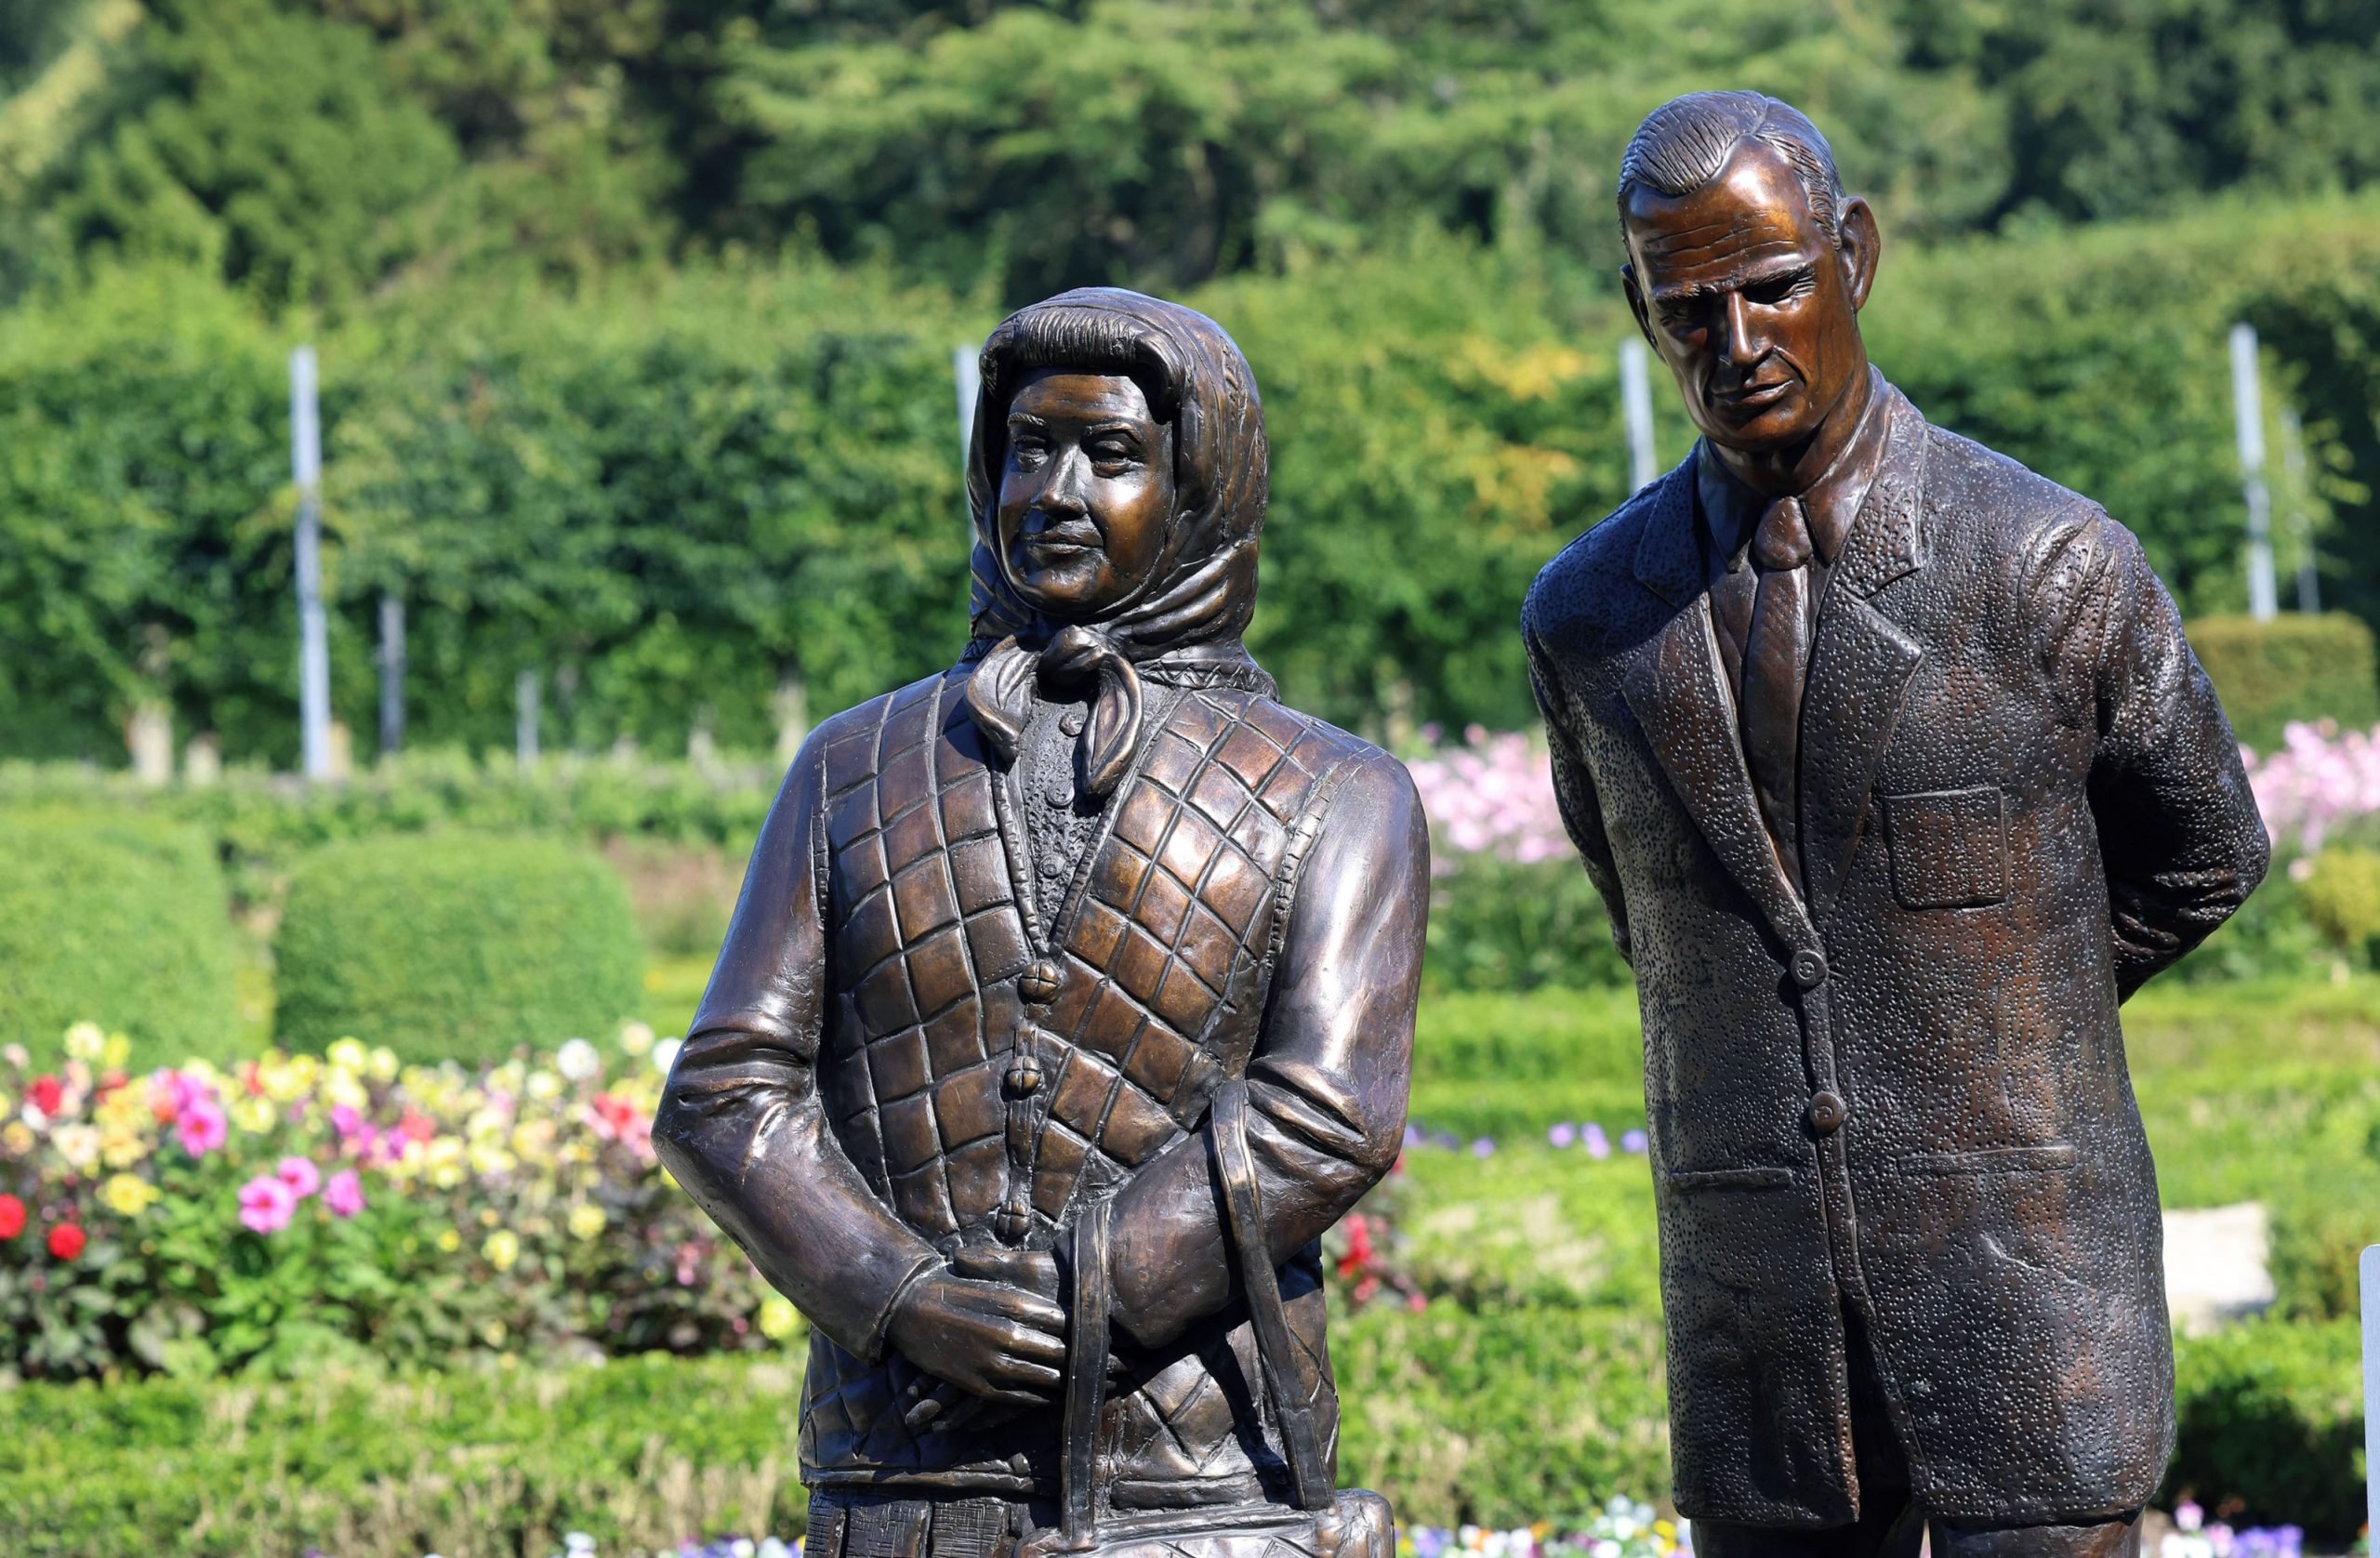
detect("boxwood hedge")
[272,833,644,1063]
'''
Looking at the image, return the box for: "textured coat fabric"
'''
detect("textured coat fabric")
[1521,385,2269,1528]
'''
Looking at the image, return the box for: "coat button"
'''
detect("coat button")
[1004,1056,1045,1099]
[1016,959,1064,1003]
[1059,711,1086,737]
[1045,783,1075,808]
[1791,949,1829,990]
[1806,1090,1847,1134]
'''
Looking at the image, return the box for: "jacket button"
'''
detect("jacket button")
[1791,949,1829,990]
[1806,1090,1847,1134]
[1016,959,1064,1003]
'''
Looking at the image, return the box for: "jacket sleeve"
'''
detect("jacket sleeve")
[651,733,941,1361]
[1526,617,1632,964]
[2034,508,2271,997]
[1104,749,1428,1351]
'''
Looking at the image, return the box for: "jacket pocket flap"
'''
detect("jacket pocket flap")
[1890,1143,2076,1176]
[1663,1166,1793,1193]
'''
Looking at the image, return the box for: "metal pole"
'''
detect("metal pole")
[515,668,539,771]
[1620,337,1659,494]
[2228,323,2279,622]
[2363,1244,2377,1540]
[377,592,405,757]
[2281,406,2320,614]
[290,347,332,780]
[953,344,981,469]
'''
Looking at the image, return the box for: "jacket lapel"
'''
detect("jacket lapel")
[1620,466,1813,952]
[1800,390,1929,923]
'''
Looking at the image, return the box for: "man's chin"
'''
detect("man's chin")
[1696,402,1812,458]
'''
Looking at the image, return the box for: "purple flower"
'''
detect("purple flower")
[1548,1123,1577,1148]
[1582,1123,1611,1159]
[1471,1137,1496,1157]
[237,1174,298,1235]
[277,1156,323,1199]
[1404,1124,1424,1149]
[323,1168,365,1220]
[1620,1129,1649,1155]
[330,1103,364,1141]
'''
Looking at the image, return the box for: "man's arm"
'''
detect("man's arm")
[1104,750,1428,1351]
[2040,510,2271,997]
[651,736,945,1361]
[1527,626,1632,964]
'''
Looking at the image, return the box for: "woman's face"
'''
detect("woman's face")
[996,370,1175,619]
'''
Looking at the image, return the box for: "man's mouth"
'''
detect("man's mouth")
[1713,378,1793,411]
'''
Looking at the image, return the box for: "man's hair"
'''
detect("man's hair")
[1616,91,1845,243]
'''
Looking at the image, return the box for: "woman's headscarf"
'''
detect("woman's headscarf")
[963,288,1273,799]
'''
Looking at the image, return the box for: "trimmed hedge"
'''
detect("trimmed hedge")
[2188,613,2380,754]
[2167,1316,2367,1540]
[0,810,241,1066]
[272,833,644,1063]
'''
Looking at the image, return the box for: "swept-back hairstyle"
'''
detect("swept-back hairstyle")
[1616,91,1845,241]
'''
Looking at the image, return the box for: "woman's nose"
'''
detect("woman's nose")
[1038,446,1091,517]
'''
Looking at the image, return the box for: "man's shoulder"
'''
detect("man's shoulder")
[1916,414,2101,539]
[1523,462,1686,654]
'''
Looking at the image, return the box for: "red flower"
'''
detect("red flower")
[0,1195,24,1239]
[46,1221,85,1261]
[28,1075,62,1116]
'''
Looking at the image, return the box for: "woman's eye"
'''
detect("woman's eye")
[1089,441,1138,469]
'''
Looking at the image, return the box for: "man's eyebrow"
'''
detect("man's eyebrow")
[1649,258,1816,303]
[1006,411,1048,428]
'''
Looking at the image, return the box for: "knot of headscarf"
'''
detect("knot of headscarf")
[959,287,1272,800]
[965,627,1144,799]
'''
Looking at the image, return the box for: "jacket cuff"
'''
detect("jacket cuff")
[851,1253,942,1365]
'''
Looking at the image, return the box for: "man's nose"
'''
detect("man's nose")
[1719,291,1765,368]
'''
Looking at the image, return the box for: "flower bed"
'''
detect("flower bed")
[0,1020,787,1378]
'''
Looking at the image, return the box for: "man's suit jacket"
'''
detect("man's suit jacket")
[1521,384,2268,1528]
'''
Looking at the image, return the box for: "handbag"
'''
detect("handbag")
[1018,1080,1396,1558]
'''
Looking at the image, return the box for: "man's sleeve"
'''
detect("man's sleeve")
[1526,620,1632,965]
[1104,750,1427,1350]
[2036,509,2272,997]
[651,735,941,1361]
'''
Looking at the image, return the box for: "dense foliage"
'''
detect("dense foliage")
[2,3,2378,759]
[0,811,239,1066]
[273,834,645,1061]
[2189,614,2380,755]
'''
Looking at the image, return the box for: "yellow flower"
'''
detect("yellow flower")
[436,1227,461,1253]
[2,1121,33,1156]
[567,1203,606,1241]
[258,1053,316,1103]
[326,1037,368,1073]
[366,1047,399,1082]
[467,1141,516,1178]
[758,1295,803,1341]
[322,1071,368,1113]
[101,1173,159,1217]
[618,1021,654,1057]
[231,1095,277,1134]
[102,1033,130,1070]
[100,1127,147,1169]
[63,1022,106,1062]
[483,1229,521,1272]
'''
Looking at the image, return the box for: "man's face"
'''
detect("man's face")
[1621,142,1878,460]
[997,370,1175,619]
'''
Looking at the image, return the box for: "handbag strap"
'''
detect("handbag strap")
[1052,1080,1331,1546]
[1210,1081,1334,1513]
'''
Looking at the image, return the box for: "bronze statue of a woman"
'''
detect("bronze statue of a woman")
[655,289,1423,1558]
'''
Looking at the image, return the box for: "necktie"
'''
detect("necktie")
[1741,495,1813,892]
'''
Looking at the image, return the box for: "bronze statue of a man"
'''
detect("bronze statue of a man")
[656,290,1422,1558]
[1523,93,2269,1558]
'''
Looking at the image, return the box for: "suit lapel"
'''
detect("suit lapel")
[1800,390,1929,922]
[1620,466,1813,951]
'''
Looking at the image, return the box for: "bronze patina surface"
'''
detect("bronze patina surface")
[1522,92,2268,1558]
[655,289,1424,1558]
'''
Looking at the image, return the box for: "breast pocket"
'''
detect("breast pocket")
[1879,786,2009,909]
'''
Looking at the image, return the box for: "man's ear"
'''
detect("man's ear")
[1837,196,1881,311]
[1621,263,1658,348]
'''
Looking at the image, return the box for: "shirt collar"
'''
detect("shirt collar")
[1696,367,1893,568]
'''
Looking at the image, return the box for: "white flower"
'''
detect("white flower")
[618,1021,655,1057]
[63,1022,106,1062]
[760,1540,795,1558]
[650,1036,682,1076]
[563,1534,596,1556]
[555,1038,602,1082]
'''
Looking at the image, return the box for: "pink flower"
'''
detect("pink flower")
[176,1098,229,1156]
[276,1156,322,1199]
[330,1104,364,1141]
[237,1174,298,1235]
[322,1169,365,1220]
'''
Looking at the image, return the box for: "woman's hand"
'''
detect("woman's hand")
[886,1269,1066,1406]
